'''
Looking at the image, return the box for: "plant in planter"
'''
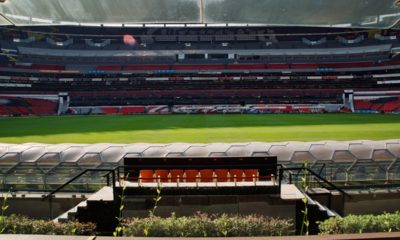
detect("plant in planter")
[319,212,400,235]
[123,213,294,237]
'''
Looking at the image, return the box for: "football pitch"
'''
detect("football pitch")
[0,114,399,144]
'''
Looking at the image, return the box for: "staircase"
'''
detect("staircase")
[54,199,86,223]
[296,192,341,235]
[280,167,350,235]
[54,186,118,234]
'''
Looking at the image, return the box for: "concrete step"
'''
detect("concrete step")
[54,186,114,223]
[304,194,340,217]
[54,200,87,223]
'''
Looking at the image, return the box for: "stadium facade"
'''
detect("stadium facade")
[0,1,399,117]
[1,24,400,115]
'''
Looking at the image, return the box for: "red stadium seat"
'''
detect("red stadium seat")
[215,169,229,182]
[199,169,214,182]
[170,169,184,182]
[139,170,154,183]
[267,63,289,69]
[244,170,259,182]
[319,61,374,68]
[123,64,169,71]
[226,63,265,70]
[230,169,244,182]
[154,170,169,182]
[184,170,199,182]
[171,64,225,71]
[291,63,318,69]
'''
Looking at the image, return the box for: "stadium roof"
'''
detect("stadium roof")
[0,0,399,28]
[1,140,399,163]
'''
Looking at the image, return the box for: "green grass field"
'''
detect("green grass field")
[0,114,399,144]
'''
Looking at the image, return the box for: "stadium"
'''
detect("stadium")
[0,0,400,238]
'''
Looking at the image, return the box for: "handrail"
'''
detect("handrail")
[42,167,119,201]
[306,167,348,196]
[279,167,352,199]
[292,163,326,180]
[317,163,326,177]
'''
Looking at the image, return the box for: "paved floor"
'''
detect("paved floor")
[1,232,400,240]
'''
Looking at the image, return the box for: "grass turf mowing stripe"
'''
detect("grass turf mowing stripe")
[0,114,399,143]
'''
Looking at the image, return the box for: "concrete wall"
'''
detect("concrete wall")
[123,194,297,220]
[344,191,400,215]
[0,194,85,219]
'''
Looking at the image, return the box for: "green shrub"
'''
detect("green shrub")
[319,212,400,235]
[123,213,294,237]
[0,215,96,235]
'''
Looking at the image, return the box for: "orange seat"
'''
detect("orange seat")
[170,169,184,182]
[154,170,169,182]
[244,169,259,182]
[215,169,229,182]
[139,170,154,183]
[230,169,244,182]
[184,170,199,182]
[200,169,214,182]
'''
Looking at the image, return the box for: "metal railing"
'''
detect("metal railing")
[39,163,354,219]
[42,167,121,219]
[41,164,350,201]
[278,166,352,217]
[278,166,352,199]
[43,167,120,200]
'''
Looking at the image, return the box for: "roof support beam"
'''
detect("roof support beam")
[0,12,14,25]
